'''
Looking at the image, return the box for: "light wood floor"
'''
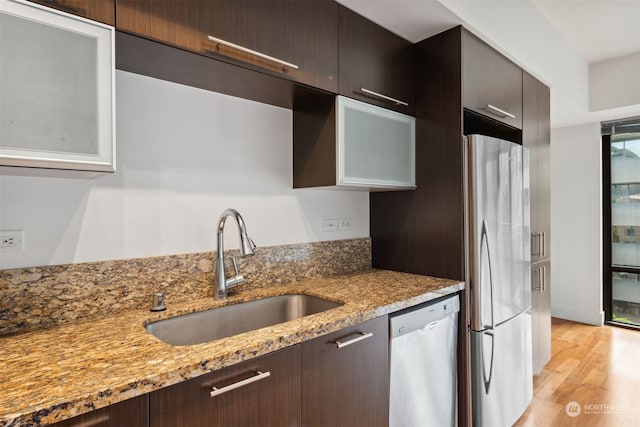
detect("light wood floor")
[514,318,640,426]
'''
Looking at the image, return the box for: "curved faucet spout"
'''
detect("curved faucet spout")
[215,209,256,300]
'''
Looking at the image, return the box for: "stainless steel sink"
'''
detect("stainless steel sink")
[145,294,342,346]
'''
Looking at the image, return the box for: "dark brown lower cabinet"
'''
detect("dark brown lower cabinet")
[149,345,301,427]
[301,316,389,427]
[50,394,149,427]
[51,317,391,427]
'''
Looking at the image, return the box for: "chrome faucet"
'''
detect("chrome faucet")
[215,209,256,300]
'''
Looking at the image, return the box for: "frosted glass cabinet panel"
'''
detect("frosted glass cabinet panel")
[337,96,415,189]
[0,0,114,172]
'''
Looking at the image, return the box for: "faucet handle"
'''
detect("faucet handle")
[226,256,245,290]
[231,256,240,276]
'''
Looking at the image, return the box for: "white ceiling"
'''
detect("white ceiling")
[337,0,640,128]
[532,0,640,64]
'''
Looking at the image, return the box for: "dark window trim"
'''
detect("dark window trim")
[607,320,640,331]
[603,134,612,322]
[603,133,640,326]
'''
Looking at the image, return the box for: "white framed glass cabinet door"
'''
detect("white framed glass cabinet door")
[336,96,415,189]
[0,0,114,172]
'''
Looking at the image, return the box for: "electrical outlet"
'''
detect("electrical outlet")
[338,218,352,231]
[323,219,338,232]
[0,230,23,251]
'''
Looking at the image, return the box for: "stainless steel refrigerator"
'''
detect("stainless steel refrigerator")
[464,134,533,427]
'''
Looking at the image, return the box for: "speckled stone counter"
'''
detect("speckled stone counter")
[0,238,371,336]
[0,270,463,426]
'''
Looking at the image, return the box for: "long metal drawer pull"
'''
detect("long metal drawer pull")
[334,332,373,349]
[485,104,516,119]
[531,267,540,291]
[210,370,271,397]
[360,88,409,106]
[540,232,546,258]
[538,232,543,258]
[538,267,544,292]
[531,232,540,257]
[207,36,299,70]
[73,415,110,427]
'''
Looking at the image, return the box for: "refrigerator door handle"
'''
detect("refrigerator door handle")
[480,220,495,329]
[481,329,495,394]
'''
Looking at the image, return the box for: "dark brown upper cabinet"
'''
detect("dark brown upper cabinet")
[27,0,114,25]
[293,93,416,191]
[523,72,551,262]
[371,26,527,282]
[338,5,414,115]
[116,0,338,93]
[371,27,466,282]
[462,30,522,129]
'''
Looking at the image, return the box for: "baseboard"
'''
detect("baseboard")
[551,304,604,326]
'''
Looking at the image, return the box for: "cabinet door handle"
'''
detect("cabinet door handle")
[531,232,540,257]
[531,267,540,291]
[485,104,516,119]
[207,36,299,70]
[210,370,271,397]
[541,265,546,292]
[334,332,373,349]
[540,232,546,258]
[360,88,409,107]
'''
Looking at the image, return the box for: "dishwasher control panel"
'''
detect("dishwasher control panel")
[389,294,460,338]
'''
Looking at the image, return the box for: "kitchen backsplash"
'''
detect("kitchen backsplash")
[0,238,371,336]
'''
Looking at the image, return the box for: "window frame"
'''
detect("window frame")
[602,133,640,328]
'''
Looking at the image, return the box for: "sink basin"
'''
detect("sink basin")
[145,294,342,346]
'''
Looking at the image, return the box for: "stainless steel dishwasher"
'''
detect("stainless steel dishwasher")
[389,294,460,427]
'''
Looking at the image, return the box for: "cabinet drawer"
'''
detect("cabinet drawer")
[150,346,301,427]
[463,31,522,129]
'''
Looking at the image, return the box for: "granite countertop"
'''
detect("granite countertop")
[0,269,463,426]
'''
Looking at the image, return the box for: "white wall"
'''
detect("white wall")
[550,122,604,325]
[590,52,640,112]
[437,0,589,128]
[0,71,369,270]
